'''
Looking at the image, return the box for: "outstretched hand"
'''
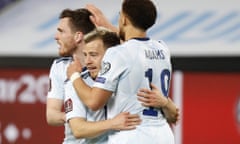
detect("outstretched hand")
[67,54,83,79]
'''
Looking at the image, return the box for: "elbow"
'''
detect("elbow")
[46,116,55,126]
[85,101,102,111]
[72,130,85,139]
[46,112,64,126]
[46,114,57,126]
[46,112,53,125]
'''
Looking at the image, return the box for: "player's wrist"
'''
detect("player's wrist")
[70,72,80,83]
[162,97,169,108]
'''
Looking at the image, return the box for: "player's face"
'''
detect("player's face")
[83,39,106,79]
[55,18,77,57]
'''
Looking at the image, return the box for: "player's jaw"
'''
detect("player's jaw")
[57,41,76,57]
[87,65,99,79]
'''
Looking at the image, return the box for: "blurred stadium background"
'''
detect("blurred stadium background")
[0,0,240,143]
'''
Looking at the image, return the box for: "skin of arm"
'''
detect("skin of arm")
[46,98,65,126]
[68,55,112,111]
[137,83,179,124]
[68,112,141,139]
[162,98,180,124]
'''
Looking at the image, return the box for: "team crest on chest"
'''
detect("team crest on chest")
[100,61,111,75]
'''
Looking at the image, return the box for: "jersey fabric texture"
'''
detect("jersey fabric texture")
[47,57,107,144]
[47,57,82,144]
[94,38,174,144]
[65,68,108,144]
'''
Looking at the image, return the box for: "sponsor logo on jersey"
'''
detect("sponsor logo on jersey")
[64,98,73,113]
[100,62,111,75]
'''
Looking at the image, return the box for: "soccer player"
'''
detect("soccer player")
[65,27,141,144]
[46,8,140,144]
[86,3,179,124]
[67,0,175,143]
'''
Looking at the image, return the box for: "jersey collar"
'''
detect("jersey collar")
[132,37,150,41]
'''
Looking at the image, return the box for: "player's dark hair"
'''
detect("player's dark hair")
[122,0,157,31]
[84,28,120,49]
[59,8,96,34]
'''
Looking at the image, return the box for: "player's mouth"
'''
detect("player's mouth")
[87,66,98,72]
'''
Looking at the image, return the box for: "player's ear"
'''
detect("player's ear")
[74,31,83,43]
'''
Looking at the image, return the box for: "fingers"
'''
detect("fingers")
[85,4,104,27]
[124,113,141,129]
[127,114,140,121]
[138,87,151,93]
[112,112,142,131]
[137,88,152,98]
[85,4,101,15]
[150,83,158,90]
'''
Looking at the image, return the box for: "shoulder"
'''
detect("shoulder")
[55,57,72,64]
[51,57,72,68]
[49,57,72,74]
[158,40,168,48]
[104,44,123,56]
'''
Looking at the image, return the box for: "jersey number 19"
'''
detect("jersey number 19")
[143,68,171,116]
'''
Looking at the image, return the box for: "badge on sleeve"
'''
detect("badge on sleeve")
[64,98,73,113]
[100,61,111,75]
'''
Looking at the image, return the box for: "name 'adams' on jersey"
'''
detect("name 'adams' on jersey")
[94,38,172,123]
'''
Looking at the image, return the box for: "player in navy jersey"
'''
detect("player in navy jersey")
[67,0,176,143]
[46,8,140,144]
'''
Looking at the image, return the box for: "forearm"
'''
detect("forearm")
[46,110,65,126]
[72,77,95,108]
[46,98,66,126]
[69,118,114,139]
[162,98,179,124]
[71,73,111,111]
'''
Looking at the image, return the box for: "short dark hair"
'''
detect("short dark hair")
[59,8,96,34]
[84,27,120,49]
[122,0,157,31]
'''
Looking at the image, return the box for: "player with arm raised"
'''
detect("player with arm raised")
[85,3,179,125]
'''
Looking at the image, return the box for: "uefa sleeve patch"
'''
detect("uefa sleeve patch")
[64,98,73,113]
[95,77,106,84]
[100,62,111,75]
